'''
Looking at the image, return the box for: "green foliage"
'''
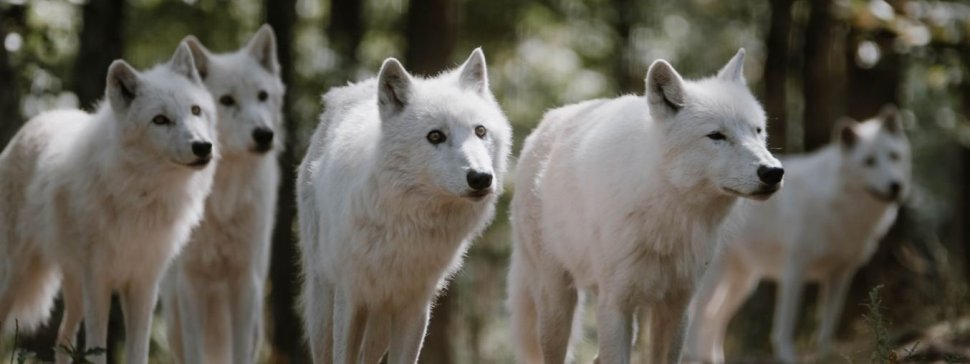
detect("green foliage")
[862,285,894,364]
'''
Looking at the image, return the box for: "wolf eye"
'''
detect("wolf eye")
[191,105,201,116]
[864,156,876,167]
[756,127,763,134]
[152,115,171,126]
[888,151,900,161]
[707,132,726,141]
[258,90,268,102]
[475,125,487,138]
[427,130,446,145]
[219,95,236,106]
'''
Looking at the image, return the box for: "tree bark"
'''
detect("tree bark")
[801,0,843,151]
[72,0,125,110]
[611,0,638,92]
[404,0,456,76]
[0,4,22,147]
[764,0,793,152]
[265,0,308,362]
[404,0,458,362]
[327,0,363,70]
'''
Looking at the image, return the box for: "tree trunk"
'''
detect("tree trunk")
[611,0,638,92]
[327,0,363,70]
[72,0,125,110]
[404,0,458,362]
[764,0,793,152]
[800,0,843,151]
[404,0,456,75]
[0,4,22,147]
[265,0,308,362]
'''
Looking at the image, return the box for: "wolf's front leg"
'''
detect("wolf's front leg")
[649,289,691,364]
[305,274,335,364]
[595,295,634,364]
[360,309,391,363]
[816,268,854,357]
[333,290,367,364]
[55,275,83,364]
[229,273,261,364]
[120,277,160,364]
[388,300,430,364]
[82,275,112,364]
[174,272,207,364]
[771,263,805,363]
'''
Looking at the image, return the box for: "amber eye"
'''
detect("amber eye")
[152,115,171,126]
[258,90,268,101]
[475,125,487,138]
[191,105,201,116]
[427,130,446,145]
[707,132,726,141]
[888,151,900,162]
[220,95,235,106]
[864,156,876,167]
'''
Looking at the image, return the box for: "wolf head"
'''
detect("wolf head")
[181,25,284,157]
[106,42,217,169]
[834,105,911,202]
[646,49,783,201]
[375,48,512,202]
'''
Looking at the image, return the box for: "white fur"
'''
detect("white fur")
[508,49,783,364]
[161,25,284,364]
[0,43,217,364]
[685,106,912,363]
[297,49,511,364]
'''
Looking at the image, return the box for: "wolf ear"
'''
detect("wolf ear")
[646,59,686,116]
[717,48,746,84]
[377,58,412,117]
[458,48,489,96]
[106,60,140,111]
[169,43,203,85]
[182,36,211,80]
[246,24,280,74]
[878,104,903,135]
[834,118,859,149]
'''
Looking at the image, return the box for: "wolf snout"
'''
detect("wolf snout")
[252,128,274,151]
[192,141,213,158]
[466,170,493,191]
[757,165,784,186]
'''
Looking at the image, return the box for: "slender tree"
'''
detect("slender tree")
[0,4,22,147]
[404,0,458,362]
[763,0,793,152]
[328,0,363,72]
[72,0,125,110]
[611,0,638,92]
[265,0,308,362]
[801,0,843,151]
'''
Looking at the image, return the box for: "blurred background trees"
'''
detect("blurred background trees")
[1,0,969,362]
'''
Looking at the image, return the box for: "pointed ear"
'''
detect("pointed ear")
[458,47,489,95]
[717,48,746,84]
[878,104,903,135]
[646,60,686,116]
[182,35,211,80]
[169,43,202,84]
[377,58,412,117]
[834,118,859,149]
[106,60,140,111]
[246,24,280,74]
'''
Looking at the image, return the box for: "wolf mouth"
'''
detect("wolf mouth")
[184,157,212,169]
[724,185,779,200]
[464,189,492,200]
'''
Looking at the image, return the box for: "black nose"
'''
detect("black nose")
[192,141,212,158]
[757,166,784,185]
[252,128,274,147]
[888,181,901,198]
[466,171,493,191]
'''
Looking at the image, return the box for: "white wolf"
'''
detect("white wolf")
[160,25,283,364]
[297,49,511,364]
[508,49,784,364]
[0,43,216,364]
[685,106,911,363]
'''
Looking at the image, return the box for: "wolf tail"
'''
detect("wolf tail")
[1,256,61,334]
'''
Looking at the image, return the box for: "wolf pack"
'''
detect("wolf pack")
[0,23,912,364]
